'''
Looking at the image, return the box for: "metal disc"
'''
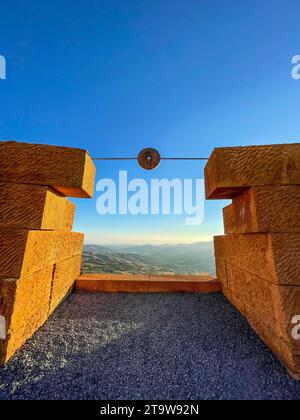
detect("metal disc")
[138,148,161,170]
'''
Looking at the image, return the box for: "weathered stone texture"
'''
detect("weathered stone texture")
[216,258,300,343]
[0,229,83,280]
[0,254,83,363]
[205,144,300,199]
[246,310,300,380]
[49,255,82,314]
[0,141,95,364]
[217,258,300,378]
[223,186,300,234]
[76,274,221,293]
[214,233,300,286]
[0,266,53,363]
[0,141,96,198]
[0,183,75,230]
[222,280,300,377]
[209,143,300,379]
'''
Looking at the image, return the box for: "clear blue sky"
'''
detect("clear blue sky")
[0,0,300,244]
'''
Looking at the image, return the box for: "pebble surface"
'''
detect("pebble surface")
[0,291,300,400]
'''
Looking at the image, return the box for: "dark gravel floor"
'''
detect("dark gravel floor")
[0,291,300,400]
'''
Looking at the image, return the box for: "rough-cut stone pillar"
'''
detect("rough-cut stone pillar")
[0,141,96,363]
[205,144,300,380]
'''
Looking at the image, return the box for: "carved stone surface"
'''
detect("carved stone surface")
[205,144,300,199]
[0,141,94,364]
[0,183,75,230]
[0,229,83,280]
[49,255,82,314]
[223,186,300,234]
[0,141,96,198]
[0,266,53,363]
[208,143,300,379]
[214,233,300,286]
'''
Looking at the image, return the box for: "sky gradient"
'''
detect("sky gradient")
[0,0,300,244]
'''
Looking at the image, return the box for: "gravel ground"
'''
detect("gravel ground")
[0,291,299,400]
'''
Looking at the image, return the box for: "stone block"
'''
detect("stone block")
[0,183,75,230]
[217,257,300,377]
[214,233,300,286]
[226,262,300,343]
[223,186,300,234]
[49,255,82,314]
[0,229,83,280]
[0,141,96,198]
[0,266,53,363]
[205,144,300,199]
[246,309,300,380]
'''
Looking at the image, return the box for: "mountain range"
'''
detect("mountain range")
[82,242,216,276]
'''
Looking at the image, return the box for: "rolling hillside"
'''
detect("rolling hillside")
[82,242,216,276]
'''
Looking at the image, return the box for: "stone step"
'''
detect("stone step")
[205,144,300,199]
[0,141,96,198]
[76,273,221,293]
[0,182,75,230]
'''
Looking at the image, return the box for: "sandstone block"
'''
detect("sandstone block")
[148,276,221,293]
[225,262,300,343]
[214,233,300,285]
[0,183,75,230]
[0,141,96,198]
[219,262,300,377]
[0,266,53,363]
[76,274,221,293]
[76,274,149,293]
[49,255,82,314]
[205,144,300,199]
[0,229,84,280]
[246,309,300,379]
[223,186,300,234]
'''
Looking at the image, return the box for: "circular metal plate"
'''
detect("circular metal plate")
[138,148,161,170]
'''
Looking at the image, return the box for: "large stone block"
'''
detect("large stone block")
[225,262,300,342]
[0,266,53,363]
[76,274,221,293]
[0,254,84,363]
[0,229,84,280]
[223,186,300,234]
[0,183,75,230]
[49,255,82,314]
[0,141,96,198]
[205,144,300,199]
[214,233,300,285]
[216,258,300,377]
[246,309,300,380]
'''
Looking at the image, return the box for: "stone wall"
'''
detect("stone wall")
[0,141,95,363]
[205,144,300,380]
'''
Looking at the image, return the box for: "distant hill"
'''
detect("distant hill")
[82,242,216,276]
